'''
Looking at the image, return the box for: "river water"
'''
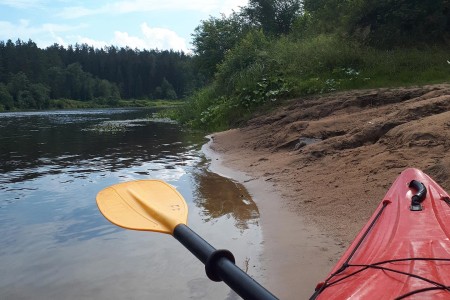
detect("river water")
[0,108,263,299]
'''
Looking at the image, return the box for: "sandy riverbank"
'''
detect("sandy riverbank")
[204,84,450,299]
[203,141,340,299]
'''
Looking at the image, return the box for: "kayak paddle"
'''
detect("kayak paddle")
[96,179,278,300]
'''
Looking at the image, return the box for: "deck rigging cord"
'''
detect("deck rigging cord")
[310,186,450,299]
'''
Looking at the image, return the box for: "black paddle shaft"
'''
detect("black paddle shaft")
[173,224,278,300]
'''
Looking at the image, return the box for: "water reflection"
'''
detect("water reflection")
[0,109,199,185]
[193,170,260,230]
[54,205,121,244]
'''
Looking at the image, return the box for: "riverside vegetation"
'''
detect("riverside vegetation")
[174,0,450,131]
[1,0,449,122]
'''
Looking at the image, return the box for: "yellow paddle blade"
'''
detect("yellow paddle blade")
[96,180,188,234]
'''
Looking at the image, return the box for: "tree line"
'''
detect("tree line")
[0,40,201,110]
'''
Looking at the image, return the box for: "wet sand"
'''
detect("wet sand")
[203,139,340,299]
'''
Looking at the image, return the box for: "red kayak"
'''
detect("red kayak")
[312,168,450,299]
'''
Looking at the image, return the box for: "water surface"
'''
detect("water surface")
[0,109,262,299]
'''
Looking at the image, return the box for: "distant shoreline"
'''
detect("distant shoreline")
[0,99,183,113]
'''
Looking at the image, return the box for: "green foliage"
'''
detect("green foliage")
[290,12,316,40]
[348,0,450,47]
[0,59,121,110]
[192,13,252,79]
[178,29,293,131]
[0,39,202,110]
[155,78,178,100]
[215,30,271,93]
[351,47,450,87]
[178,29,450,130]
[117,99,183,108]
[236,77,290,109]
[94,79,120,101]
[243,0,302,35]
[0,83,13,110]
[175,76,291,131]
[302,0,346,34]
[44,98,180,110]
[49,99,98,109]
[29,83,50,109]
[303,0,450,48]
[175,86,225,129]
[198,96,232,131]
[7,72,30,101]
[167,0,450,131]
[4,72,51,109]
[272,35,364,76]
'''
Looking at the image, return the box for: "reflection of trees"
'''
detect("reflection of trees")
[192,170,260,230]
[0,109,197,184]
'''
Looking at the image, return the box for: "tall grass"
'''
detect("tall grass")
[358,47,450,87]
[177,33,450,131]
[174,86,231,131]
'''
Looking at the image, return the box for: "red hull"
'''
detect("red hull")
[313,168,450,299]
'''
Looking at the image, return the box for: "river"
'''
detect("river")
[0,108,263,299]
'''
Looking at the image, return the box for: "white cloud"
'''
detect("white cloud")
[113,31,148,49]
[0,19,86,47]
[77,23,189,52]
[106,0,218,14]
[140,23,187,51]
[217,0,248,15]
[76,36,109,49]
[0,0,44,9]
[58,6,95,19]
[0,19,188,51]
[58,0,248,19]
[0,19,85,37]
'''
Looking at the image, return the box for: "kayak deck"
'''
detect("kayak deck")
[312,168,450,299]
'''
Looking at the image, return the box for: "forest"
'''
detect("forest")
[0,41,200,110]
[1,0,449,114]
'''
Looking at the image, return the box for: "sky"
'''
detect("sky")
[0,0,249,53]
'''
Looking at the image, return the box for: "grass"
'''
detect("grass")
[175,34,450,131]
[47,98,184,110]
[116,99,184,108]
[49,99,100,109]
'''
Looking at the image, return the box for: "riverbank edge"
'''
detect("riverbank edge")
[0,99,183,113]
[202,134,340,299]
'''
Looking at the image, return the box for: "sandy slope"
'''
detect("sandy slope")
[207,84,450,299]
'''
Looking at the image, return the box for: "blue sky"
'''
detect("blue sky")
[0,0,248,52]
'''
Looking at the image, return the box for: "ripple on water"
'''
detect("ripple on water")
[0,109,263,300]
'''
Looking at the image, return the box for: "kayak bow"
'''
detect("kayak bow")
[312,168,450,299]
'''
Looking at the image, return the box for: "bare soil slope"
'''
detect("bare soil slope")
[210,84,450,245]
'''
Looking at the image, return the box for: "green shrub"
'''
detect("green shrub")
[176,86,222,129]
[236,77,291,109]
[216,30,271,94]
[176,32,450,131]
